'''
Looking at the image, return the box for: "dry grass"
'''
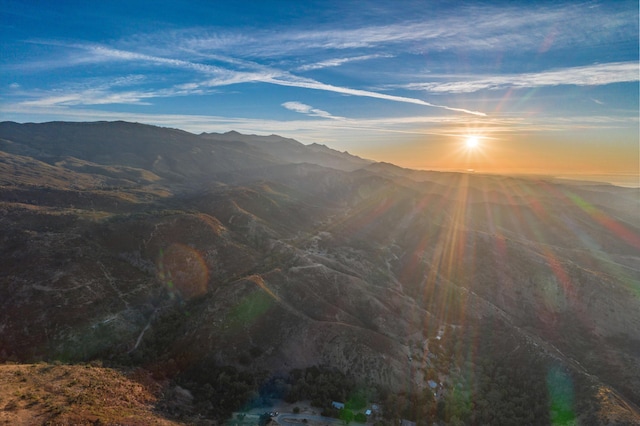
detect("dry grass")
[0,362,183,425]
[592,385,640,425]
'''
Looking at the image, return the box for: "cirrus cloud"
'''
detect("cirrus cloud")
[282,101,343,120]
[402,62,639,93]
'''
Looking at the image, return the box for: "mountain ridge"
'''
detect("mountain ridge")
[0,121,373,183]
[199,128,372,172]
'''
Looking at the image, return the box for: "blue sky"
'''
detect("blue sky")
[1,0,638,179]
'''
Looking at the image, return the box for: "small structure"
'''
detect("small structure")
[365,409,372,416]
[428,380,438,389]
[332,401,345,410]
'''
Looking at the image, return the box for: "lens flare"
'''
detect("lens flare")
[157,243,209,300]
[547,366,576,424]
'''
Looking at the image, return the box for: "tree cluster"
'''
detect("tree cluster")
[175,360,266,421]
[262,365,357,407]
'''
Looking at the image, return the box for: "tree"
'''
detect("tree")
[340,409,354,425]
[354,412,367,423]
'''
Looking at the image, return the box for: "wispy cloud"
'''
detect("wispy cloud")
[85,44,228,75]
[20,41,485,115]
[402,62,640,93]
[122,3,635,59]
[297,54,393,71]
[19,91,152,107]
[13,74,210,107]
[282,101,343,120]
[105,43,484,115]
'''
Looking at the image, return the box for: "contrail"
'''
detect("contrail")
[266,76,487,116]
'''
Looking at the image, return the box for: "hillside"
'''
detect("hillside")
[0,362,187,425]
[1,121,639,424]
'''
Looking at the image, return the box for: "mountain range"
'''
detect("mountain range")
[1,121,638,424]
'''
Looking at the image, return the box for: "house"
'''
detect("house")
[331,401,345,410]
[365,409,372,416]
[428,380,438,389]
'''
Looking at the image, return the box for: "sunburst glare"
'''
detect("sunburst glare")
[465,135,480,150]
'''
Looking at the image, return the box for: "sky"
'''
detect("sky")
[1,0,639,183]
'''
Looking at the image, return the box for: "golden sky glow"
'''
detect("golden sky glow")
[363,129,639,181]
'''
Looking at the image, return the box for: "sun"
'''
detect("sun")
[465,135,480,149]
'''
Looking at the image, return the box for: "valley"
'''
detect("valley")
[0,121,639,424]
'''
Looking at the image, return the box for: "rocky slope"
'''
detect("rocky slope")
[1,121,639,424]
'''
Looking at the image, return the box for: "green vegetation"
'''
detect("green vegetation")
[340,408,354,424]
[175,359,266,421]
[173,363,380,422]
[163,320,603,425]
[376,319,566,425]
[354,412,367,423]
[262,365,358,407]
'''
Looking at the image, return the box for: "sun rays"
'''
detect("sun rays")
[460,132,488,157]
[217,167,639,422]
[464,135,480,150]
